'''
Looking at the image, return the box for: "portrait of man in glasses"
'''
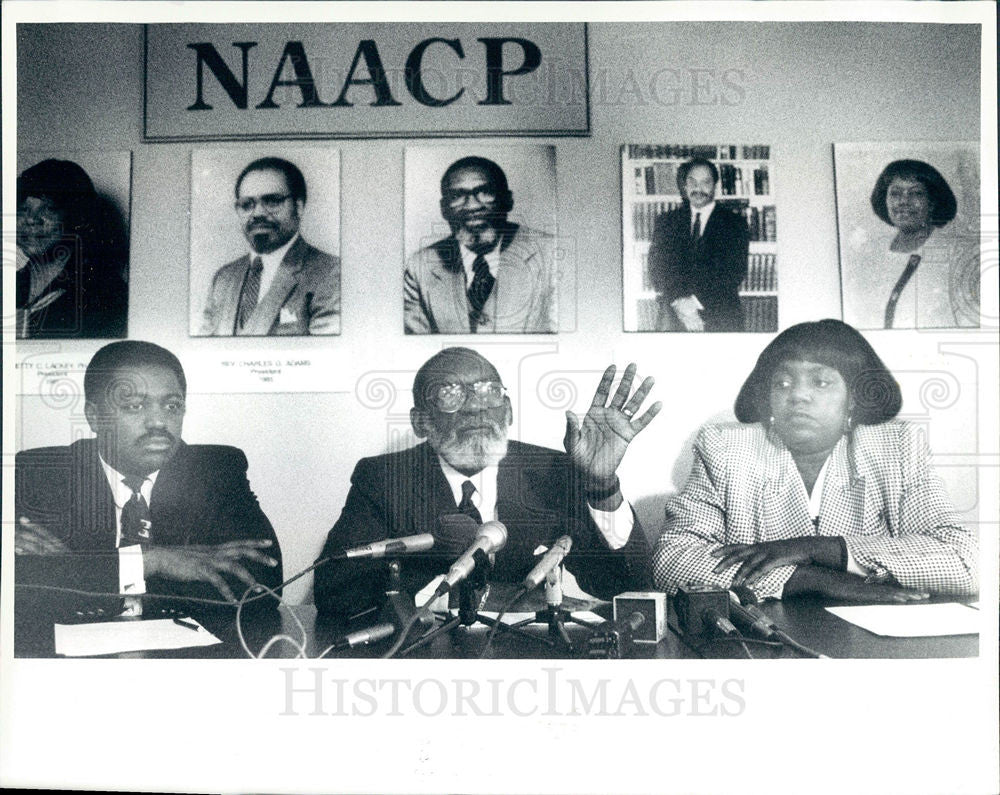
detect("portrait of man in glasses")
[314,347,658,622]
[197,156,341,336]
[404,152,558,334]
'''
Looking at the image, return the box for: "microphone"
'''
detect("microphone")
[731,585,827,658]
[431,521,507,598]
[728,589,781,640]
[329,622,396,650]
[342,533,435,559]
[585,612,646,659]
[702,608,739,637]
[522,536,573,590]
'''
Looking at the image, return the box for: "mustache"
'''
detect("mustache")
[452,419,504,435]
[137,431,175,445]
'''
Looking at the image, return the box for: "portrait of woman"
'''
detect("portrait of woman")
[653,319,978,602]
[16,157,129,339]
[835,142,980,330]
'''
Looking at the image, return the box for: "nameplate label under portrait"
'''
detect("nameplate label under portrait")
[12,351,351,400]
[184,351,351,394]
[144,22,590,140]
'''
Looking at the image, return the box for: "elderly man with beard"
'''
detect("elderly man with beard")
[314,347,659,621]
[404,156,557,334]
[199,156,341,336]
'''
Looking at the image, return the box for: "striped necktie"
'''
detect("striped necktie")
[120,477,152,546]
[467,254,495,331]
[237,256,264,331]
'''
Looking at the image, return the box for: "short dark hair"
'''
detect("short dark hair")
[676,158,719,194]
[235,157,307,204]
[412,347,502,411]
[440,156,513,215]
[17,159,98,232]
[84,341,187,408]
[870,159,957,228]
[734,319,901,425]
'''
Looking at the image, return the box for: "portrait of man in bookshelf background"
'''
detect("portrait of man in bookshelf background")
[621,144,777,333]
[834,141,980,330]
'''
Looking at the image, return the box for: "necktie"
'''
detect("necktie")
[467,254,495,331]
[237,256,264,331]
[884,254,921,329]
[458,480,483,526]
[691,212,702,242]
[120,477,152,547]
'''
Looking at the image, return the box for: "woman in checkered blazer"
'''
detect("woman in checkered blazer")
[653,319,978,602]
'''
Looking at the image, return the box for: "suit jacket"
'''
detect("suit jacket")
[200,236,341,336]
[404,224,557,334]
[648,203,749,332]
[14,439,283,616]
[653,422,978,599]
[314,441,652,619]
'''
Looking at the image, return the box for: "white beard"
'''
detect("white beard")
[427,422,509,473]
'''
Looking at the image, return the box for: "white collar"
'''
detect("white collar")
[807,454,833,520]
[249,232,300,270]
[459,243,500,284]
[691,201,716,225]
[437,455,499,518]
[98,455,160,509]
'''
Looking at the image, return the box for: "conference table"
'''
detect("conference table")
[13,588,979,659]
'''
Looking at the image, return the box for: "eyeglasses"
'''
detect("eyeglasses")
[235,193,292,214]
[442,187,498,208]
[427,381,508,413]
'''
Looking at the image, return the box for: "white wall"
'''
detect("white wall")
[14,22,991,603]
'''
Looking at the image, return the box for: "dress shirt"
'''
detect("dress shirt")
[459,243,500,285]
[98,456,160,602]
[437,455,633,550]
[690,201,716,237]
[249,232,300,302]
[670,203,717,316]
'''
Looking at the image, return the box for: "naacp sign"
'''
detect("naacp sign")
[144,23,590,140]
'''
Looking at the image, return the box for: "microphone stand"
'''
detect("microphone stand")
[479,566,600,653]
[396,549,494,656]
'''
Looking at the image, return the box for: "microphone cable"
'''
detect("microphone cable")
[478,585,528,659]
[380,605,436,660]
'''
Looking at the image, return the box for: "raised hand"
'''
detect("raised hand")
[15,517,70,555]
[143,539,279,603]
[563,363,662,489]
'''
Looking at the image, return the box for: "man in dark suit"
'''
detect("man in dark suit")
[14,341,282,627]
[404,156,557,334]
[200,156,341,336]
[314,347,660,621]
[648,157,749,332]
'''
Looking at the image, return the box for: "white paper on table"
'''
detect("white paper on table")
[54,618,222,656]
[477,610,605,626]
[825,603,980,637]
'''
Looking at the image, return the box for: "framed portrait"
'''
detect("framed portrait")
[189,148,342,337]
[834,141,980,330]
[403,144,558,334]
[14,150,132,340]
[621,143,777,333]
